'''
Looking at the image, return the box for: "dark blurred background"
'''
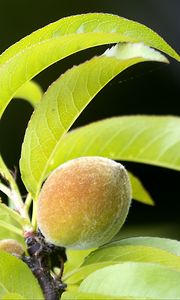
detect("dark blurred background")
[0,0,180,238]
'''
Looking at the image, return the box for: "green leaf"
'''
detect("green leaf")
[62,290,120,300]
[64,248,95,278]
[65,243,180,284]
[0,157,31,231]
[0,251,43,299]
[110,236,180,256]
[2,293,26,300]
[20,43,168,198]
[0,156,23,217]
[64,261,115,285]
[83,244,180,269]
[0,156,21,201]
[79,262,180,299]
[128,172,154,205]
[65,237,180,284]
[0,203,24,227]
[0,217,24,243]
[0,220,22,237]
[14,80,43,107]
[43,115,179,206]
[0,13,179,117]
[0,200,24,242]
[0,204,24,243]
[52,116,180,171]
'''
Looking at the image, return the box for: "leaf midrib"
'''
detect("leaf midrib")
[0,281,8,294]
[0,32,131,69]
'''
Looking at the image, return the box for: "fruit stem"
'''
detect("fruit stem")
[25,193,33,214]
[32,200,38,229]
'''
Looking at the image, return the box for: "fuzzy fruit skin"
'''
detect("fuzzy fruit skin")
[0,239,24,256]
[37,156,132,249]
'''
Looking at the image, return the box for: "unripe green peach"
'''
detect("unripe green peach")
[0,239,24,256]
[37,156,132,249]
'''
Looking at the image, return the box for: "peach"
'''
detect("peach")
[37,157,132,249]
[0,239,24,256]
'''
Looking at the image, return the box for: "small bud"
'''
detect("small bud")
[0,239,24,256]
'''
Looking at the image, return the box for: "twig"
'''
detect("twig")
[23,230,67,300]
